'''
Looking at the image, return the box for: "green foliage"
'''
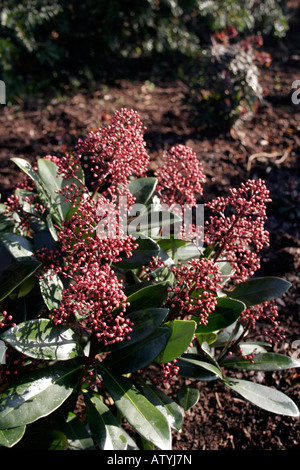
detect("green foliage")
[0,0,290,102]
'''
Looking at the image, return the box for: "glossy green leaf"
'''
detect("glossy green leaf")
[11,158,41,187]
[0,240,13,274]
[103,327,171,374]
[55,411,94,450]
[177,353,222,380]
[16,275,36,298]
[196,332,218,346]
[108,308,169,351]
[115,236,160,269]
[0,360,83,429]
[0,259,41,301]
[39,269,63,311]
[33,230,58,251]
[225,277,291,306]
[222,352,300,371]
[155,320,197,364]
[1,318,82,360]
[127,177,157,206]
[37,158,84,221]
[137,380,184,431]
[194,297,245,334]
[46,214,59,241]
[11,158,56,220]
[156,237,191,253]
[0,425,26,448]
[100,367,172,450]
[177,386,200,411]
[37,159,65,219]
[128,209,181,238]
[237,342,270,355]
[85,394,138,450]
[18,429,69,450]
[0,233,36,260]
[224,378,299,416]
[124,281,170,313]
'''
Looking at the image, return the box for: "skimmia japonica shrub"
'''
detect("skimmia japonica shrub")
[184,27,272,130]
[0,108,299,450]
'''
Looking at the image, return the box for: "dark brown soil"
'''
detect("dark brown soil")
[0,38,299,450]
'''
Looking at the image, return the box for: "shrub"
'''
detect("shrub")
[183,28,272,130]
[0,108,298,450]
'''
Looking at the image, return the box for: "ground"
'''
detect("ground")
[0,38,299,450]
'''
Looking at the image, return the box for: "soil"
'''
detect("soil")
[0,32,300,450]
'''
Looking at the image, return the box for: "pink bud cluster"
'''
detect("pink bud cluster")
[155,144,205,208]
[153,359,180,388]
[168,258,222,324]
[44,153,82,181]
[241,300,285,344]
[205,179,271,283]
[53,262,133,347]
[0,311,16,328]
[76,108,150,191]
[52,192,137,346]
[58,192,137,270]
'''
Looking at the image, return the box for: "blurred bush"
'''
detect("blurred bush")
[182,27,272,131]
[0,0,290,102]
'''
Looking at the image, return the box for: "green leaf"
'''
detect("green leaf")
[100,367,172,450]
[155,320,196,364]
[37,159,65,220]
[0,233,36,260]
[107,308,169,352]
[46,214,59,241]
[137,379,183,431]
[177,386,200,411]
[1,318,82,361]
[33,230,58,252]
[0,425,26,448]
[11,158,41,187]
[156,237,190,253]
[39,269,63,311]
[237,342,270,355]
[16,275,36,298]
[224,378,300,417]
[178,353,222,380]
[123,281,170,313]
[11,158,58,222]
[196,332,218,346]
[18,429,69,450]
[194,297,245,334]
[225,277,291,306]
[103,327,171,374]
[55,411,94,450]
[128,209,181,238]
[85,394,138,450]
[0,240,13,275]
[222,352,300,371]
[0,360,83,429]
[115,236,160,269]
[127,177,157,206]
[0,259,41,301]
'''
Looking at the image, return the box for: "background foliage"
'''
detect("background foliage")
[0,0,291,101]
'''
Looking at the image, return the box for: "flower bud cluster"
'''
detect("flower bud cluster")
[241,300,285,344]
[76,108,149,191]
[168,258,222,324]
[155,144,205,208]
[205,178,271,282]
